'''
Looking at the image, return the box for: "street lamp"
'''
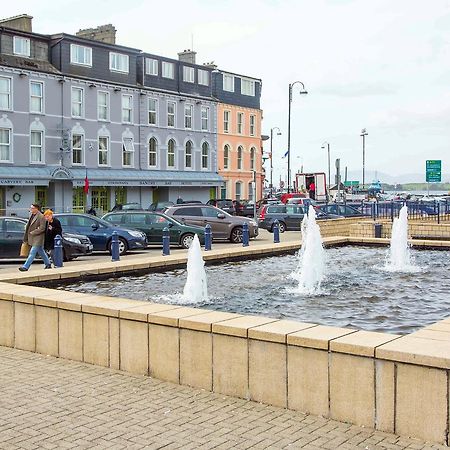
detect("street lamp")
[360,128,368,189]
[270,127,282,197]
[321,141,331,192]
[287,81,308,193]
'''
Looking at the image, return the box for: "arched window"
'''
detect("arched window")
[148,137,157,167]
[201,142,209,169]
[185,140,192,168]
[223,145,229,169]
[235,181,242,200]
[167,139,175,168]
[250,147,256,170]
[248,182,253,201]
[237,146,243,170]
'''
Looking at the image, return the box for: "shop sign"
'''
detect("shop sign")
[0,179,47,186]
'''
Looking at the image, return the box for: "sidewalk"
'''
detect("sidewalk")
[0,347,444,450]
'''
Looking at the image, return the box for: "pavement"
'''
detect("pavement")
[0,346,445,450]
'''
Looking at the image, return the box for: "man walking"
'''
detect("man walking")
[44,209,62,263]
[19,204,52,271]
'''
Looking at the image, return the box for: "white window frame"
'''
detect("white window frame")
[72,133,84,166]
[201,106,209,131]
[185,141,193,169]
[223,145,229,170]
[145,58,158,76]
[162,61,174,79]
[167,101,176,128]
[250,115,256,136]
[184,104,193,129]
[237,112,244,134]
[0,128,11,162]
[30,130,44,164]
[183,66,195,83]
[0,76,12,111]
[98,136,109,167]
[97,91,110,121]
[109,52,129,73]
[198,69,209,86]
[148,98,158,125]
[250,147,256,170]
[237,146,243,170]
[71,87,84,118]
[235,181,242,201]
[248,182,254,201]
[30,80,44,114]
[13,36,30,57]
[148,137,157,167]
[201,142,209,170]
[223,74,234,92]
[121,94,133,124]
[70,44,92,67]
[241,78,256,96]
[122,137,134,167]
[167,139,176,168]
[223,110,230,133]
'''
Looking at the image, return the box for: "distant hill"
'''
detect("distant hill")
[345,170,450,184]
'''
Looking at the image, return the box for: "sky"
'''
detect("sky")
[3,0,450,183]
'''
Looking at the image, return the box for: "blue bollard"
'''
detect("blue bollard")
[242,222,249,247]
[204,224,212,251]
[273,220,280,243]
[111,231,120,262]
[162,227,170,256]
[53,235,63,268]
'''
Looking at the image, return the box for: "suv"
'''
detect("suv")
[206,199,236,215]
[164,204,258,243]
[258,204,307,232]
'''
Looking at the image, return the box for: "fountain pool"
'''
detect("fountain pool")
[60,246,450,335]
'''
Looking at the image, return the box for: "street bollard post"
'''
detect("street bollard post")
[53,235,64,268]
[162,227,170,255]
[242,222,249,247]
[273,220,280,243]
[111,231,120,262]
[204,224,212,251]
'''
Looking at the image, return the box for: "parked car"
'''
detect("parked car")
[0,216,93,260]
[102,211,205,249]
[55,214,147,256]
[111,202,143,211]
[237,200,258,218]
[148,201,174,212]
[286,198,317,207]
[206,199,236,215]
[316,204,370,218]
[164,205,258,243]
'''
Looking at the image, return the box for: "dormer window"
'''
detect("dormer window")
[223,74,234,92]
[183,66,195,83]
[110,52,129,73]
[70,44,92,67]
[241,78,255,96]
[13,36,30,57]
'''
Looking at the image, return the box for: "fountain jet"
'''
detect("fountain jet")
[183,234,208,302]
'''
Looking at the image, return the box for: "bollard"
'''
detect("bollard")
[111,231,120,261]
[273,220,280,243]
[162,227,170,256]
[204,224,212,251]
[242,222,249,247]
[53,234,64,268]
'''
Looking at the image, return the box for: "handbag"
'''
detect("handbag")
[20,242,31,257]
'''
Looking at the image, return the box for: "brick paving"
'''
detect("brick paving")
[0,347,446,450]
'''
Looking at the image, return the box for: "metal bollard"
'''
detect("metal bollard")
[204,224,212,251]
[242,222,249,247]
[53,235,64,268]
[111,231,120,261]
[273,220,280,243]
[162,227,170,256]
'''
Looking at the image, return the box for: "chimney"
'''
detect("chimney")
[0,14,33,32]
[178,49,196,64]
[76,24,116,44]
[203,61,217,70]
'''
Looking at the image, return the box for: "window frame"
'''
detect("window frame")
[198,69,209,86]
[167,101,176,128]
[241,78,256,96]
[235,182,242,201]
[0,76,12,111]
[72,133,84,166]
[250,147,256,170]
[13,36,30,57]
[30,80,44,114]
[162,61,175,79]
[122,137,134,167]
[223,110,230,133]
[97,90,110,121]
[184,103,193,129]
[98,136,110,167]
[223,144,229,170]
[223,74,234,92]
[30,130,44,164]
[183,66,195,83]
[0,128,11,163]
[185,140,193,169]
[148,137,157,167]
[109,52,129,73]
[121,94,133,124]
[237,112,244,134]
[201,142,209,170]
[167,139,176,168]
[148,97,158,125]
[70,44,92,67]
[201,106,209,131]
[145,58,158,76]
[237,146,243,170]
[71,86,84,118]
[250,114,256,136]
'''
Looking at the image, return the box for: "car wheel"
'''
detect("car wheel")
[230,226,243,243]
[63,249,74,262]
[108,237,128,256]
[180,233,195,249]
[278,221,287,233]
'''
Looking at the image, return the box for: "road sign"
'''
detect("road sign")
[426,160,441,183]
[344,181,359,187]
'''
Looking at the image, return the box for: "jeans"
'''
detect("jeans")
[22,245,51,269]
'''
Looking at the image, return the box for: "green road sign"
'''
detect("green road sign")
[426,160,441,183]
[344,181,359,187]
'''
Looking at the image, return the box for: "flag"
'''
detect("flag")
[83,170,89,194]
[282,150,289,159]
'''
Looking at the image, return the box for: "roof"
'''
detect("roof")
[0,53,60,74]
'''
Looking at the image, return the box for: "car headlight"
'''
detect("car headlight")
[128,231,144,238]
[65,237,81,245]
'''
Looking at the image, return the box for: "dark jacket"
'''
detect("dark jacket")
[44,217,63,250]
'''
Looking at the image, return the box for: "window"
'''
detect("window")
[97,91,109,121]
[237,112,243,134]
[167,101,175,127]
[98,136,109,166]
[223,144,229,169]
[30,81,43,113]
[223,110,230,133]
[235,182,242,201]
[145,58,158,76]
[71,87,84,118]
[30,130,43,163]
[183,66,195,83]
[122,138,134,167]
[173,207,202,216]
[241,78,255,96]
[109,52,129,73]
[237,146,243,169]
[184,104,193,129]
[0,77,11,110]
[223,74,234,92]
[250,115,256,136]
[201,142,209,169]
[250,147,256,170]
[198,69,209,86]
[162,61,174,79]
[148,137,157,167]
[0,128,11,162]
[122,94,133,123]
[248,182,254,201]
[148,98,157,125]
[70,44,92,66]
[167,139,175,168]
[72,134,83,165]
[201,107,209,131]
[185,141,192,168]
[13,36,30,57]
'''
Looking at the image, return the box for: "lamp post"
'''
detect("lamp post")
[270,127,282,197]
[360,128,368,189]
[287,81,308,193]
[321,141,331,191]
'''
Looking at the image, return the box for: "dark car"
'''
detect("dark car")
[237,200,258,218]
[164,205,258,243]
[0,216,93,261]
[55,213,147,256]
[316,204,370,218]
[102,211,205,249]
[206,199,236,215]
[111,202,143,211]
[148,201,175,212]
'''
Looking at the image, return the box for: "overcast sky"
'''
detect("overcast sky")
[4,0,450,182]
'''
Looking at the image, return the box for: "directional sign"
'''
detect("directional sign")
[344,181,359,187]
[426,160,441,183]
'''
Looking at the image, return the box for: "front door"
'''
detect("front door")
[35,186,48,210]
[91,187,110,216]
[73,187,86,214]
